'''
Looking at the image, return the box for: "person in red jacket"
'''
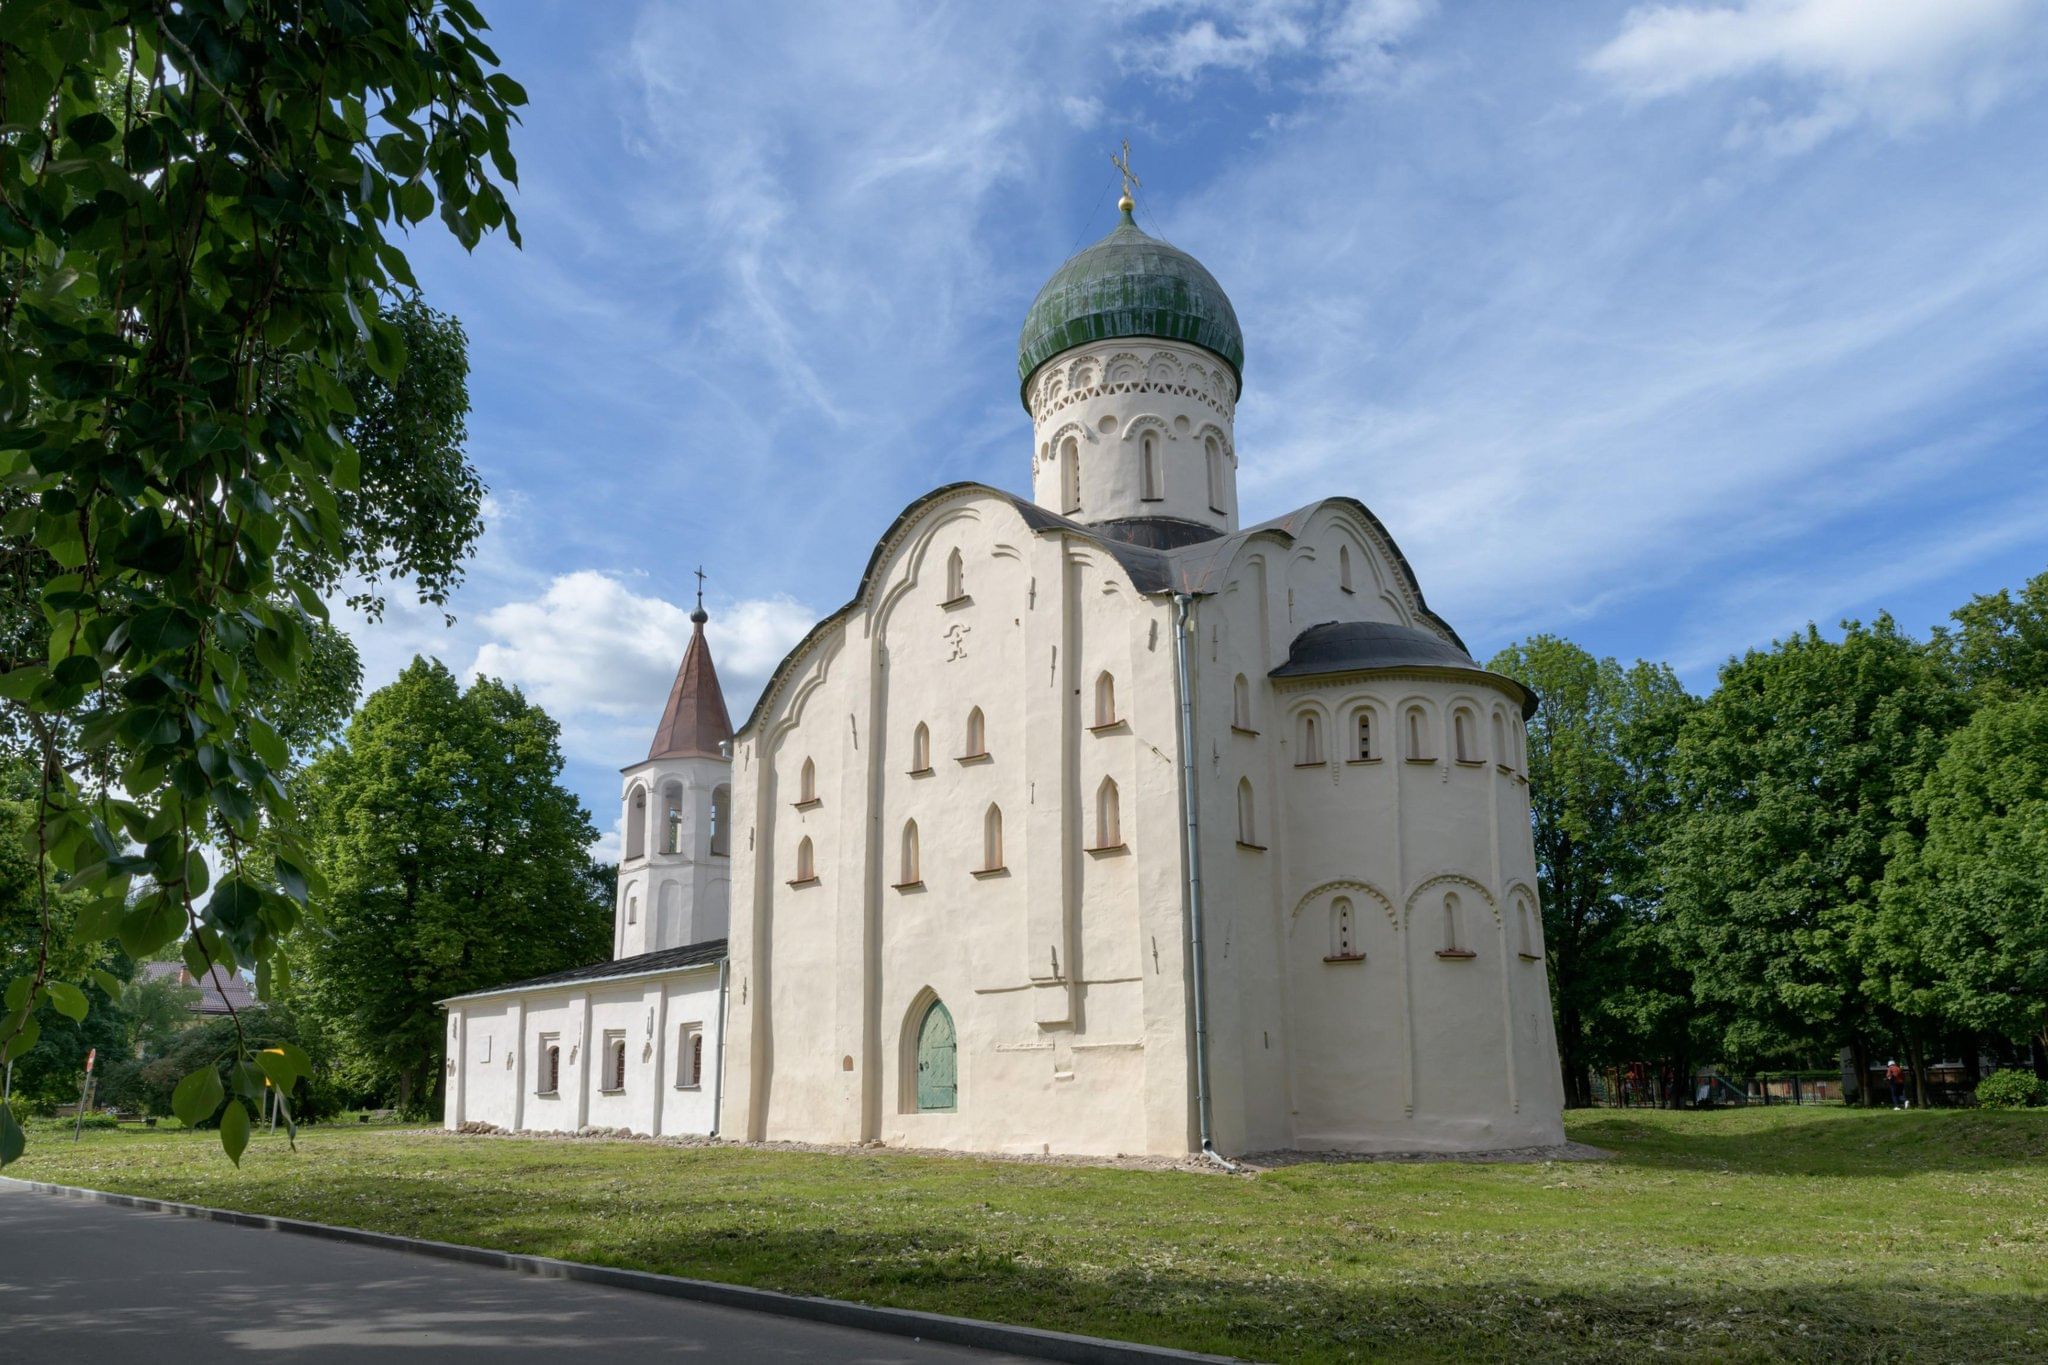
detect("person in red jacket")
[1886,1059,1907,1109]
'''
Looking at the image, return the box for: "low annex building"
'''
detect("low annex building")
[440,606,735,1136]
[445,186,1566,1156]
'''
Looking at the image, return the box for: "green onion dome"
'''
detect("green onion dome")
[1017,207,1244,406]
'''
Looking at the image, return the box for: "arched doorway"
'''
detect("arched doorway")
[915,999,957,1112]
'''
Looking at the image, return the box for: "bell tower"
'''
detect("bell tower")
[615,573,734,958]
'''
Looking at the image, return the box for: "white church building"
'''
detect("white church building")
[444,187,1565,1157]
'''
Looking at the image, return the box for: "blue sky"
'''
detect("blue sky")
[355,0,2048,857]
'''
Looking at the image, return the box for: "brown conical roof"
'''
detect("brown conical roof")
[648,608,733,760]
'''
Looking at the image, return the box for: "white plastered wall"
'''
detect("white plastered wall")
[441,965,725,1136]
[723,490,1195,1156]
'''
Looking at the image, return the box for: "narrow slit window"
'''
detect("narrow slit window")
[795,836,815,882]
[983,803,1003,871]
[1233,674,1252,730]
[1407,706,1430,760]
[1094,672,1116,727]
[1518,896,1538,958]
[1095,777,1121,848]
[606,1035,628,1092]
[1298,712,1324,765]
[1492,712,1507,768]
[899,819,920,885]
[1355,709,1374,760]
[1331,898,1356,959]
[1140,431,1162,500]
[1206,436,1226,513]
[945,547,964,601]
[539,1040,560,1095]
[1455,710,1478,763]
[911,722,931,771]
[964,706,986,758]
[677,1025,703,1087]
[1339,544,1354,593]
[626,893,637,925]
[799,757,817,804]
[1237,778,1257,846]
[1061,437,1081,513]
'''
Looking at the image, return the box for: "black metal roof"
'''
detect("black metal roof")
[440,939,727,1004]
[1270,621,1537,717]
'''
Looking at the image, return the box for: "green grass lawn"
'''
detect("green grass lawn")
[10,1106,2047,1363]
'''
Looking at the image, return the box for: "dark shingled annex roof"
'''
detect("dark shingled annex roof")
[647,613,733,761]
[439,939,727,1004]
[1272,621,1538,717]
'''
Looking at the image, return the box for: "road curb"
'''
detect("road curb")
[3,1176,1243,1363]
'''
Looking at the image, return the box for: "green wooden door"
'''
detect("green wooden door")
[915,1000,957,1112]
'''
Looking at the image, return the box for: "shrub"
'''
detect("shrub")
[1974,1069,2046,1110]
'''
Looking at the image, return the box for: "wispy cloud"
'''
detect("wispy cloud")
[1587,0,2046,153]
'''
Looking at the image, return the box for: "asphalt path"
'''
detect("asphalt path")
[0,1181,1027,1362]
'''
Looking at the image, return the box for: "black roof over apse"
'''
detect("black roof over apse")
[1270,621,1538,718]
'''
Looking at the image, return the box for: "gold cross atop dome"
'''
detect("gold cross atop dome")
[1111,139,1140,215]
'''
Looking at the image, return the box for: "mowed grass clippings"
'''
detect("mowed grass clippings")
[13,1106,2048,1363]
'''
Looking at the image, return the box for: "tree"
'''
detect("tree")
[0,0,522,1163]
[1489,637,1697,1105]
[1871,691,2048,1073]
[1939,567,2048,700]
[292,660,609,1112]
[1661,618,1964,1095]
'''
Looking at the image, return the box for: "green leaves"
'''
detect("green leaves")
[46,980,88,1022]
[0,0,522,1151]
[172,1066,225,1129]
[218,1096,250,1166]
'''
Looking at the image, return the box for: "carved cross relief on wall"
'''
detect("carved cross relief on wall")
[942,622,971,661]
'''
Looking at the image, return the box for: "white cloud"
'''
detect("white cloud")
[1587,0,2044,151]
[466,571,814,769]
[1126,0,1435,90]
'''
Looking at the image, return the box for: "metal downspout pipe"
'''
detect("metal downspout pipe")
[1173,593,1237,1171]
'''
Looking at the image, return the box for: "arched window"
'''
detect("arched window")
[678,1025,704,1087]
[1406,706,1431,761]
[1237,778,1257,846]
[795,836,816,883]
[540,1041,560,1095]
[1232,674,1253,730]
[1454,709,1479,763]
[1094,777,1121,848]
[1140,431,1163,500]
[1437,892,1475,958]
[1491,712,1508,770]
[911,721,931,772]
[1297,711,1324,765]
[1354,708,1375,761]
[661,782,684,854]
[1094,671,1117,727]
[607,1035,628,1092]
[1206,436,1226,513]
[898,819,921,886]
[709,786,731,856]
[1060,436,1081,513]
[625,892,637,925]
[982,803,1004,872]
[798,756,817,804]
[1330,897,1357,959]
[963,706,986,758]
[625,786,647,861]
[1517,894,1539,959]
[944,547,965,601]
[1339,543,1355,593]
